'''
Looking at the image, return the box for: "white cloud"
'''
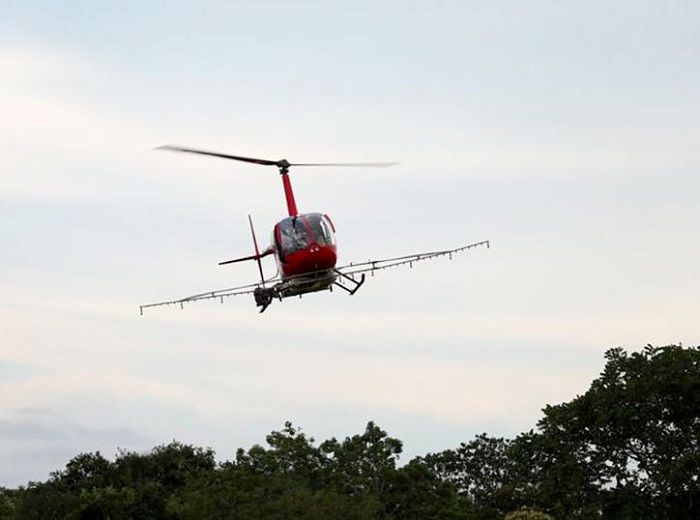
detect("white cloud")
[0,47,184,201]
[0,407,151,487]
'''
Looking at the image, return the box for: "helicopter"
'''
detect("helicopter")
[140,145,490,314]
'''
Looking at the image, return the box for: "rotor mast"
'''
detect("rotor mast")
[276,160,298,217]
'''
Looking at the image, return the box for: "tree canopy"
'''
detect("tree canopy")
[4,345,698,519]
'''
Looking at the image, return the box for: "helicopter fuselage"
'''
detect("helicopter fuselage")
[271,212,338,282]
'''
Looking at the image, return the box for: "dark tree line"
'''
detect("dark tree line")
[2,345,698,519]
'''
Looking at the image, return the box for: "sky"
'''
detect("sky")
[2,0,700,487]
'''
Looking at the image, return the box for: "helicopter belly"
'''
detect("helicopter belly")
[278,270,338,298]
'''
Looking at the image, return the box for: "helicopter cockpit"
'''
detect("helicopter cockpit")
[274,213,336,258]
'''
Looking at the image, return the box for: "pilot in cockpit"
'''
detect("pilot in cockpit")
[281,220,308,252]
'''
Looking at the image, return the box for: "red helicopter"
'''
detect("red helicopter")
[140,145,489,314]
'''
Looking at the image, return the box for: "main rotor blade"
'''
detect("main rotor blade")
[290,162,399,168]
[156,145,398,169]
[155,145,278,166]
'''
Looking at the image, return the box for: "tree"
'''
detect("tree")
[14,442,215,519]
[233,421,325,484]
[113,441,215,492]
[425,434,521,514]
[384,459,470,519]
[178,422,383,519]
[0,487,17,519]
[526,345,700,519]
[320,421,402,503]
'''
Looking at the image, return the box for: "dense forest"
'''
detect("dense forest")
[1,345,698,519]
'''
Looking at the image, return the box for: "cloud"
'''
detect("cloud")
[5,288,696,434]
[319,358,589,425]
[0,369,212,417]
[0,407,151,487]
[0,407,147,444]
[0,47,177,201]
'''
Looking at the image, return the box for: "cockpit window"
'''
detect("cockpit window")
[278,217,310,254]
[306,213,335,246]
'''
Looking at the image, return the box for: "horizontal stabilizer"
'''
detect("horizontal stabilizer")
[219,249,272,266]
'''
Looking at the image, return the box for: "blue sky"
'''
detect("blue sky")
[2,1,700,486]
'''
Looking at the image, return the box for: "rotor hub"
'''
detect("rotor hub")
[276,159,291,174]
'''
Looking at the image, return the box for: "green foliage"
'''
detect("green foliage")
[518,344,700,519]
[6,345,699,520]
[320,421,402,499]
[424,433,521,515]
[504,509,554,520]
[383,459,470,519]
[0,488,17,520]
[13,442,214,520]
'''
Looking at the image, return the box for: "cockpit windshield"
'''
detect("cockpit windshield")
[275,213,336,257]
[278,217,310,254]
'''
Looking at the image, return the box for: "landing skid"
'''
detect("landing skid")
[332,269,365,295]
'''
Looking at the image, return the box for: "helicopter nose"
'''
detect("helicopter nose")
[305,244,337,271]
